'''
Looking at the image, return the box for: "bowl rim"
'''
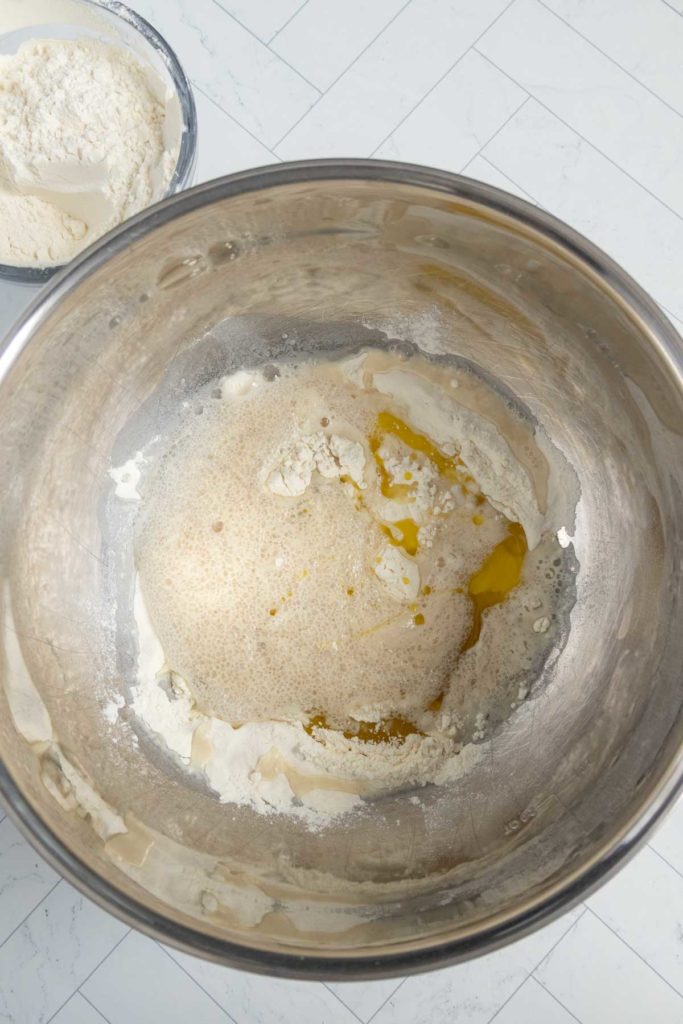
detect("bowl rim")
[0,0,197,285]
[0,158,682,980]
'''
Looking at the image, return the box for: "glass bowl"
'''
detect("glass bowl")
[0,0,197,284]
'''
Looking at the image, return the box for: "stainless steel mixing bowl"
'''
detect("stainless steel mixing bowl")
[0,161,681,979]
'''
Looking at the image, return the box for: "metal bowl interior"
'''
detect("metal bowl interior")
[0,161,681,979]
[0,0,197,284]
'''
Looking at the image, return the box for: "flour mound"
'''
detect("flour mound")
[0,38,179,267]
[119,350,577,828]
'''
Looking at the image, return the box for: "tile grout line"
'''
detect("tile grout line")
[473,46,683,226]
[191,80,282,162]
[44,927,131,1024]
[648,842,683,881]
[79,990,113,1024]
[0,876,63,954]
[268,0,312,45]
[536,0,683,122]
[368,0,520,158]
[157,942,238,1023]
[660,0,683,14]
[574,906,683,1001]
[452,94,530,172]
[659,303,683,328]
[322,981,366,1023]
[272,0,415,150]
[478,153,542,206]
[208,0,322,93]
[486,976,534,1022]
[462,152,537,203]
[486,907,588,1023]
[529,974,582,1023]
[366,978,408,1023]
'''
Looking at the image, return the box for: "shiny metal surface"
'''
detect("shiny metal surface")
[0,161,681,979]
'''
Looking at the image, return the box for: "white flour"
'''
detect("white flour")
[0,38,180,267]
[109,452,146,501]
[374,545,421,602]
[265,431,366,496]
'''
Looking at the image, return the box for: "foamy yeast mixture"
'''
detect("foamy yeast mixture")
[124,348,577,824]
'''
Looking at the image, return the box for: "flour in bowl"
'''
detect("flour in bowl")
[114,348,578,827]
[0,37,181,267]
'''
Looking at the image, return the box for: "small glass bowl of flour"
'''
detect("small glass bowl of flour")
[0,0,197,282]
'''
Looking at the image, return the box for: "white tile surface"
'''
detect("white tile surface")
[130,0,317,146]
[193,87,276,184]
[272,0,407,91]
[492,976,576,1024]
[587,846,683,995]
[1,3,683,1023]
[375,50,526,171]
[276,0,512,158]
[326,977,405,1021]
[373,908,584,1024]
[542,0,683,113]
[83,932,230,1023]
[0,818,59,946]
[535,911,683,1024]
[462,153,537,203]
[478,0,683,218]
[484,99,683,319]
[216,0,306,42]
[166,948,358,1023]
[50,993,109,1024]
[0,881,127,1024]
